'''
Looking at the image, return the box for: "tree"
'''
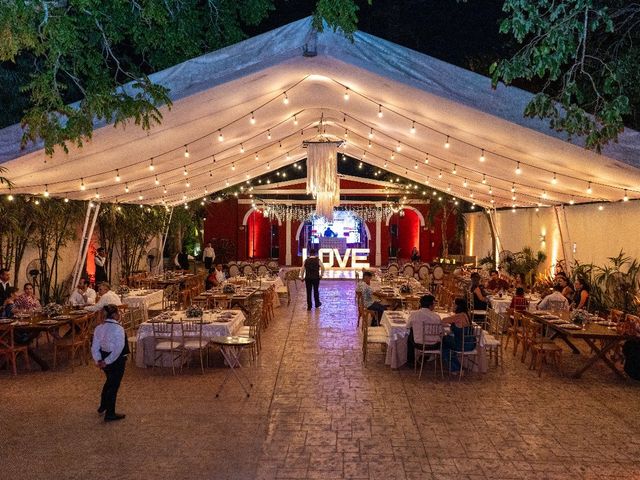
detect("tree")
[0,195,36,284]
[491,0,640,152]
[426,197,466,258]
[0,0,364,155]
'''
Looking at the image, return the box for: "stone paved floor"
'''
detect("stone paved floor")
[2,280,640,479]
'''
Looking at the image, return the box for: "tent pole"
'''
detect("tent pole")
[159,207,174,273]
[71,202,93,289]
[74,203,101,289]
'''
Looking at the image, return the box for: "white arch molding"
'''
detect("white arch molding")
[384,206,426,227]
[241,208,283,226]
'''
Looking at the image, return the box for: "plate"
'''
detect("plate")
[69,310,86,315]
[595,321,616,327]
[53,315,71,320]
[12,321,30,326]
[13,313,31,319]
[38,319,59,325]
[0,318,14,324]
[557,323,581,330]
[547,319,566,324]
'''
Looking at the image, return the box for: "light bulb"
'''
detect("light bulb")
[266,163,271,170]
[250,112,256,124]
[598,204,604,211]
[80,179,86,191]
[463,178,468,187]
[414,162,418,169]
[542,191,548,199]
[424,154,429,164]
[515,162,521,174]
[470,191,474,198]
[479,149,485,162]
[218,130,224,142]
[368,140,372,148]
[184,146,190,158]
[231,163,236,171]
[43,186,49,197]
[482,174,487,184]
[95,191,100,199]
[293,115,298,125]
[438,170,442,179]
[511,183,516,193]
[488,186,493,195]
[7,194,14,201]
[186,180,190,187]
[183,166,188,176]
[551,172,558,184]
[378,105,383,118]
[149,159,155,171]
[624,190,629,202]
[444,136,450,149]
[569,197,575,205]
[447,184,451,192]
[255,153,259,161]
[391,152,395,160]
[267,130,271,140]
[452,164,457,174]
[163,186,167,194]
[410,121,416,134]
[240,144,245,153]
[64,197,68,203]
[396,142,401,152]
[283,92,289,104]
[155,176,159,185]
[344,88,349,101]
[587,182,592,194]
[512,195,516,201]
[125,184,129,193]
[368,128,374,139]
[115,170,121,182]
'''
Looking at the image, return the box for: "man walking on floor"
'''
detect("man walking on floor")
[301,248,325,311]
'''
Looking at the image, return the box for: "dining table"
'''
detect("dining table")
[525,310,631,379]
[489,294,541,314]
[380,309,488,372]
[121,289,163,321]
[135,309,245,368]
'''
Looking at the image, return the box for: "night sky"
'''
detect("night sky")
[249,0,511,76]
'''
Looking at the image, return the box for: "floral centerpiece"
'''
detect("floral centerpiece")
[186,305,203,318]
[570,309,590,325]
[116,285,130,296]
[43,302,63,318]
[399,284,412,294]
[222,283,236,294]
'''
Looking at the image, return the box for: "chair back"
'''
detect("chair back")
[420,321,444,346]
[417,264,430,281]
[0,323,16,350]
[610,309,625,323]
[257,264,269,277]
[182,318,204,341]
[547,299,568,311]
[228,264,240,277]
[387,263,399,276]
[243,264,254,277]
[267,260,279,271]
[402,264,415,278]
[432,265,444,281]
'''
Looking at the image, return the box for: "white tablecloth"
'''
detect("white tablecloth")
[135,310,245,367]
[381,310,487,372]
[489,295,540,315]
[122,289,163,321]
[258,277,284,308]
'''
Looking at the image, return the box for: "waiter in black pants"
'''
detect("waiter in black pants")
[301,248,325,311]
[91,304,128,422]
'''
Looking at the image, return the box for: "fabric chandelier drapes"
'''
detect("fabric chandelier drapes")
[306,142,339,219]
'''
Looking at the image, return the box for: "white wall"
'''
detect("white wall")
[465,200,640,272]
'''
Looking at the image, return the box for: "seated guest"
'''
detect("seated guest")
[469,273,488,311]
[85,283,122,312]
[537,284,570,311]
[572,277,590,310]
[441,298,477,374]
[486,269,509,292]
[357,271,387,326]
[69,278,97,306]
[0,268,11,306]
[410,247,420,263]
[556,275,574,302]
[14,283,41,311]
[1,287,19,318]
[210,263,226,288]
[409,294,443,355]
[509,287,529,312]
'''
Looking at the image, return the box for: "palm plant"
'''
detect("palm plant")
[426,197,466,257]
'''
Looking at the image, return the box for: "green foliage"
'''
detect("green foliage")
[571,250,640,314]
[478,251,496,269]
[492,1,639,151]
[312,0,370,38]
[501,246,547,286]
[0,195,36,284]
[425,196,467,257]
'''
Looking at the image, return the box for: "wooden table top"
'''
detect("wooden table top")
[525,310,629,340]
[8,309,94,332]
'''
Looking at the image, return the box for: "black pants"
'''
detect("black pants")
[204,257,213,270]
[100,355,126,416]
[305,278,320,308]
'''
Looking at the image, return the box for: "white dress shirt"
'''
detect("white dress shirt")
[203,246,215,260]
[94,255,106,267]
[85,290,122,311]
[537,291,570,311]
[409,308,444,345]
[69,287,96,306]
[91,319,126,365]
[214,269,225,284]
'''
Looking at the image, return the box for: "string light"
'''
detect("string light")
[542,191,548,199]
[396,141,401,152]
[515,162,521,174]
[378,105,383,118]
[598,204,604,211]
[391,152,395,160]
[438,170,443,179]
[410,121,416,134]
[266,163,271,170]
[368,140,372,148]
[186,179,191,188]
[368,128,374,139]
[231,163,236,171]
[482,174,487,184]
[293,115,298,125]
[240,143,245,153]
[551,172,558,184]
[163,186,168,194]
[569,197,575,205]
[624,190,629,202]
[7,194,13,201]
[183,166,188,176]
[488,186,493,195]
[250,112,256,124]
[444,136,450,149]
[267,130,272,140]
[344,88,349,101]
[184,146,190,158]
[446,184,451,192]
[511,183,516,193]
[138,195,144,200]
[424,154,429,164]
[149,158,155,171]
[155,176,160,185]
[115,170,121,182]
[283,92,289,104]
[479,149,485,162]
[95,190,100,199]
[125,183,130,193]
[463,178,468,188]
[218,130,224,142]
[80,178,86,191]
[414,161,418,170]
[587,182,592,194]
[43,185,49,197]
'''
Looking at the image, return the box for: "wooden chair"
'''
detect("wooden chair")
[504,309,524,357]
[182,318,207,374]
[283,269,300,305]
[0,323,30,375]
[163,285,179,310]
[179,289,193,310]
[524,318,562,377]
[362,322,389,365]
[53,316,92,371]
[151,321,183,375]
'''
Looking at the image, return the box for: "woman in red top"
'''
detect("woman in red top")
[509,287,529,312]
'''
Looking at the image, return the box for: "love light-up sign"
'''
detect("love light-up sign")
[302,248,370,269]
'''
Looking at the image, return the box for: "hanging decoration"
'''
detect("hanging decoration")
[259,204,401,223]
[305,142,340,219]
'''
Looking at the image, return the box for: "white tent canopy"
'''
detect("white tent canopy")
[1,17,640,209]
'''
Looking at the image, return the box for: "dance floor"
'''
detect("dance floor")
[2,281,640,479]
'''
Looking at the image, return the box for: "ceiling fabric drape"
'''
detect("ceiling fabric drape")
[306,142,339,219]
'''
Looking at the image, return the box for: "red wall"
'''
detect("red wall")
[246,210,272,259]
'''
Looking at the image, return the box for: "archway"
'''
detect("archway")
[388,209,420,260]
[246,210,276,260]
[295,210,371,256]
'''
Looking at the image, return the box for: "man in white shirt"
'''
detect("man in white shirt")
[409,294,444,350]
[203,242,215,270]
[537,285,570,311]
[69,278,96,306]
[0,268,11,306]
[212,263,226,286]
[85,283,122,312]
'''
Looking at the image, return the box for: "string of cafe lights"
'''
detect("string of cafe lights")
[4,75,635,207]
